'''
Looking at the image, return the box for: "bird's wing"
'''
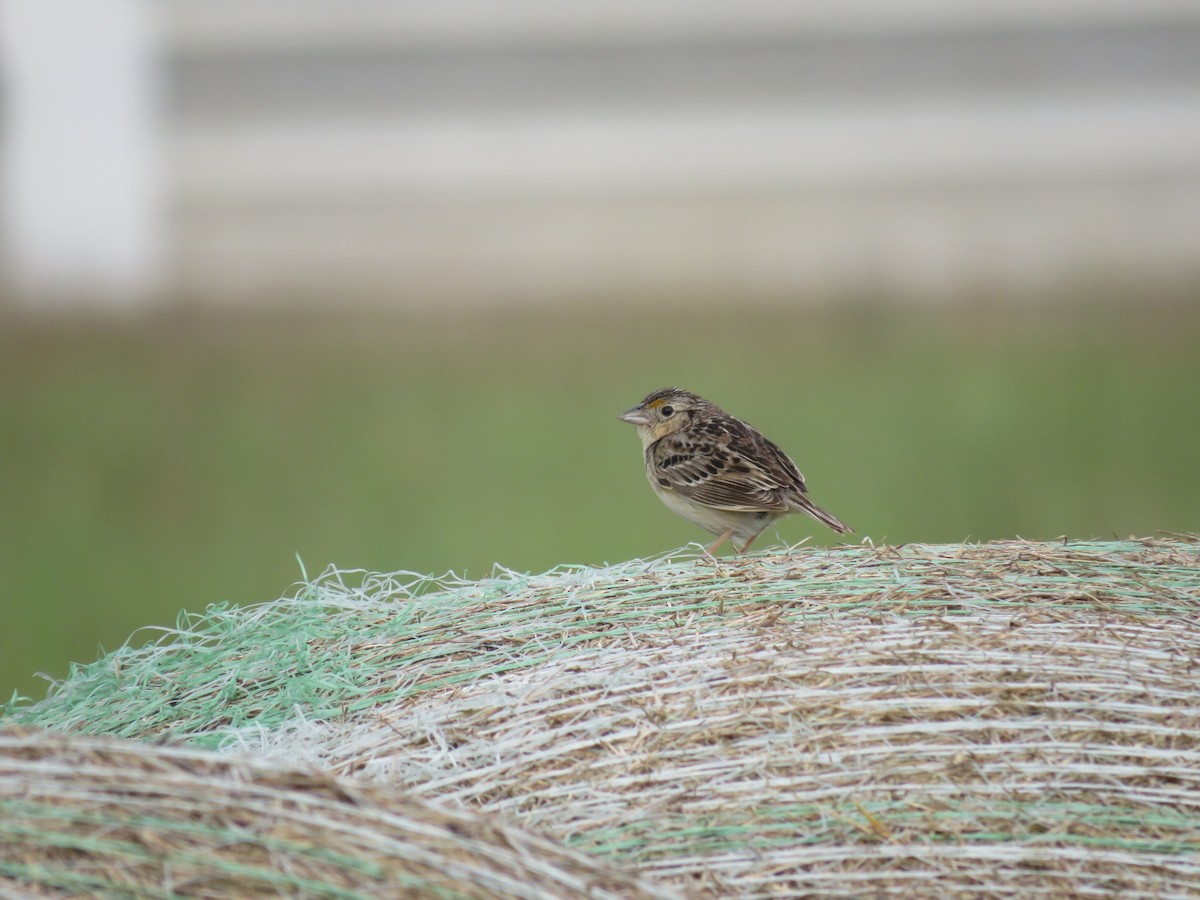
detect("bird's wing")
[648,419,807,512]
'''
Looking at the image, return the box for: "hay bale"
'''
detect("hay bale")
[10,536,1200,896]
[0,727,673,898]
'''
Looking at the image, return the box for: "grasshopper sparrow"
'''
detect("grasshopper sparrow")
[618,388,852,553]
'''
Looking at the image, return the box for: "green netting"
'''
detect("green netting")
[5,536,1200,897]
[0,729,668,899]
[11,537,1198,745]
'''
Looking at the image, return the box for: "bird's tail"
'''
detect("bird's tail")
[795,496,853,534]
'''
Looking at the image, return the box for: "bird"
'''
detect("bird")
[618,387,852,554]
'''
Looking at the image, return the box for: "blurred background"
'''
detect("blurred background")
[2,0,1198,703]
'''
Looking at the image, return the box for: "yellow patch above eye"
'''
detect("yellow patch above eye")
[647,398,666,409]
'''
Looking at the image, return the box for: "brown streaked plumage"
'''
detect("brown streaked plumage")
[618,388,852,554]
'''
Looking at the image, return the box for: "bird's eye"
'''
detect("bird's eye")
[661,406,674,417]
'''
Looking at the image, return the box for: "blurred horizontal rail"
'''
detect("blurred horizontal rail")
[162,0,1200,52]
[9,1,1200,309]
[157,2,1200,307]
[174,97,1200,203]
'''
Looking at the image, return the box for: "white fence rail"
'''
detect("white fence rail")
[5,0,1200,309]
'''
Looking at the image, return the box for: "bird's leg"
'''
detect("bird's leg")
[737,524,771,555]
[706,528,735,556]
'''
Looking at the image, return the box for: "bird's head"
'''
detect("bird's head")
[617,388,711,446]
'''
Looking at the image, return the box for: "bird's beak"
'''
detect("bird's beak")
[618,405,652,426]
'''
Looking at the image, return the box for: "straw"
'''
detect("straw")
[7,535,1200,896]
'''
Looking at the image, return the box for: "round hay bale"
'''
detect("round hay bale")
[10,536,1200,896]
[0,727,673,898]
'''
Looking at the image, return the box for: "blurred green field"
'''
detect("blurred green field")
[2,300,1198,703]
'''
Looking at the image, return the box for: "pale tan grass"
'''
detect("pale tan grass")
[9,536,1200,896]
